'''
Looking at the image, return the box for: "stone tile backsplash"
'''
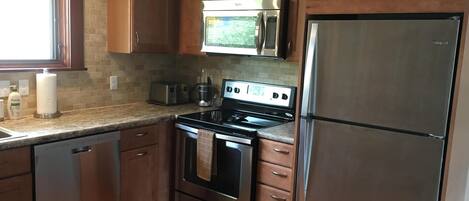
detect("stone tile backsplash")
[0,0,298,116]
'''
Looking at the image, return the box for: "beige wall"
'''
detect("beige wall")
[0,0,298,116]
[444,11,469,201]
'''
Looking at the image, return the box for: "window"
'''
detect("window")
[0,0,84,70]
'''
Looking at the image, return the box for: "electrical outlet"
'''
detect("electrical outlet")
[0,81,10,98]
[19,80,29,96]
[110,76,118,90]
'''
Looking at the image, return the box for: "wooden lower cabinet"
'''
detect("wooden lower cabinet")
[121,145,159,201]
[0,147,32,201]
[257,139,295,201]
[0,174,32,201]
[120,120,175,201]
[257,184,292,201]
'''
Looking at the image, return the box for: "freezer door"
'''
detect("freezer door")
[302,19,460,136]
[299,119,444,201]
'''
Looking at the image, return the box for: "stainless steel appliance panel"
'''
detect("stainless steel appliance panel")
[299,119,444,201]
[302,19,460,136]
[150,82,178,105]
[201,0,286,58]
[35,132,120,201]
[203,0,283,10]
[175,125,254,201]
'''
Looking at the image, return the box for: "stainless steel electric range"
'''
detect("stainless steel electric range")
[175,79,296,201]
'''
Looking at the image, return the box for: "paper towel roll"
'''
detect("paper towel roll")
[36,71,57,114]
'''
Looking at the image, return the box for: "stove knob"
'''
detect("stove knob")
[273,92,279,99]
[282,94,288,100]
[226,87,233,92]
[234,88,241,93]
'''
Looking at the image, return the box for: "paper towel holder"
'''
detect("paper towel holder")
[35,68,61,119]
[34,111,62,119]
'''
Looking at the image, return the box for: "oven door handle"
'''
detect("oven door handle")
[176,123,253,145]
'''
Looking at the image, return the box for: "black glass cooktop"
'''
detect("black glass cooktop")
[177,109,288,133]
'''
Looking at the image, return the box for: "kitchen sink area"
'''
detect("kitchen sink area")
[0,127,25,141]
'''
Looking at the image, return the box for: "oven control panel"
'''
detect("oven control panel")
[222,80,296,108]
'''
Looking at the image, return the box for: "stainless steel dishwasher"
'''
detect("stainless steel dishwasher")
[34,131,120,201]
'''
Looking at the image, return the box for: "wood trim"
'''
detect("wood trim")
[0,0,84,70]
[440,6,468,201]
[305,0,465,14]
[68,0,84,69]
[293,1,306,201]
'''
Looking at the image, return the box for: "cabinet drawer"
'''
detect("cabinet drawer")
[121,125,158,151]
[0,147,31,179]
[0,174,32,201]
[259,139,294,168]
[257,161,293,192]
[257,184,292,201]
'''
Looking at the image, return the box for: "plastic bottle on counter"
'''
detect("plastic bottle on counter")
[7,85,21,120]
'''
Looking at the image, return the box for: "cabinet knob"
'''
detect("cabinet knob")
[272,171,288,178]
[273,148,290,154]
[135,133,147,137]
[135,32,140,47]
[136,152,147,157]
[271,195,287,201]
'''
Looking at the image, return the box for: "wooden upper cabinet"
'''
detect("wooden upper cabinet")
[107,0,179,53]
[305,0,465,14]
[178,0,205,56]
[286,0,300,61]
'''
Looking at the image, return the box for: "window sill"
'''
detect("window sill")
[0,67,87,72]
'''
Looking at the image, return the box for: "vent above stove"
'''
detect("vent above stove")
[221,79,296,109]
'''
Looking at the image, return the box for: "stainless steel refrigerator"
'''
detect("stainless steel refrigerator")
[297,14,461,201]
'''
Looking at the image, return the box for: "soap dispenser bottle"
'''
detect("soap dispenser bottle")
[7,85,21,120]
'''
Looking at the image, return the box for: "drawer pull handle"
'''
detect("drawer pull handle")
[136,152,147,157]
[135,133,147,137]
[72,146,92,154]
[272,171,288,178]
[273,148,290,154]
[271,195,287,201]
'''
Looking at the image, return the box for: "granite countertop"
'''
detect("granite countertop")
[0,103,211,150]
[258,121,295,144]
[0,102,296,150]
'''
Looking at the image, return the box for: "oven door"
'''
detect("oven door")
[175,123,255,201]
[201,10,282,57]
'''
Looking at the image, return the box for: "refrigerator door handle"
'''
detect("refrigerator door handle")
[301,22,319,117]
[297,118,315,201]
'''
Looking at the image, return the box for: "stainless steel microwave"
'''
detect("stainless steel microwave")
[201,0,287,58]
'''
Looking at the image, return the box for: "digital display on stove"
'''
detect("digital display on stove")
[248,85,265,96]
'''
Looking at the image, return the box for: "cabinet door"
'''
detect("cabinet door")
[131,0,178,53]
[0,174,32,201]
[178,0,205,55]
[286,0,299,61]
[121,145,158,201]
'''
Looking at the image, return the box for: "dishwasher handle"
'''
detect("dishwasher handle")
[72,146,92,154]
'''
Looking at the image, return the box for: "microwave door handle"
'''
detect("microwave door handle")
[256,13,265,54]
